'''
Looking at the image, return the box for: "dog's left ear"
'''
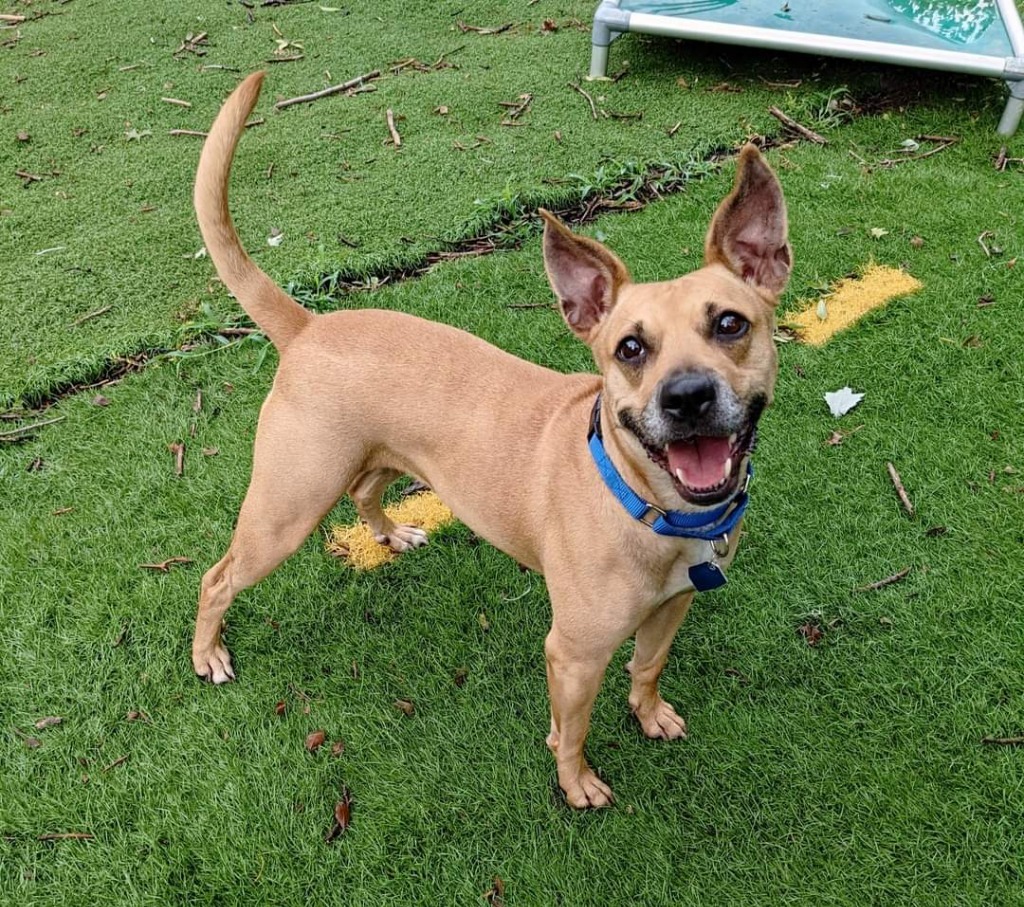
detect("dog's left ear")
[540,209,631,341]
[704,144,792,298]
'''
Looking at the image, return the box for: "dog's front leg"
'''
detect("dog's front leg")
[626,591,694,740]
[544,625,619,808]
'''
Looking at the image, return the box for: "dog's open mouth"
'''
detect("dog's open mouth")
[644,427,755,506]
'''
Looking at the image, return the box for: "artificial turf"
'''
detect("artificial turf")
[3,0,1024,904]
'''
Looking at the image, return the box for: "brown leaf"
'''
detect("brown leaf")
[541,18,558,31]
[825,431,844,447]
[16,131,30,142]
[92,395,110,407]
[305,729,326,752]
[23,736,42,749]
[909,235,924,248]
[454,667,469,687]
[34,716,63,730]
[797,622,823,646]
[126,710,148,722]
[393,699,415,717]
[274,700,286,717]
[925,525,948,537]
[325,786,353,842]
[962,335,982,348]
[202,446,219,457]
[330,739,345,757]
[484,876,506,906]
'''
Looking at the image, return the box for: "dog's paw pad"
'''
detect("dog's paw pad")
[633,698,688,740]
[377,524,429,553]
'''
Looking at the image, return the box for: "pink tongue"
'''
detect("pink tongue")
[667,437,732,490]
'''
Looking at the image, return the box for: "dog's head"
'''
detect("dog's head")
[541,144,790,510]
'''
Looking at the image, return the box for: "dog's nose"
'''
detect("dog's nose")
[660,372,717,422]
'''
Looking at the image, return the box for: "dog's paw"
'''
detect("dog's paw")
[375,524,429,553]
[193,645,236,684]
[562,769,615,809]
[632,698,688,740]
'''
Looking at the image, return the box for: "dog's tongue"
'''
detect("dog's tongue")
[667,436,732,489]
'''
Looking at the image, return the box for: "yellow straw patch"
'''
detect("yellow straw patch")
[326,491,455,570]
[784,265,922,346]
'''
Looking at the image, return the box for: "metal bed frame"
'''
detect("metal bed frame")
[589,1,1024,135]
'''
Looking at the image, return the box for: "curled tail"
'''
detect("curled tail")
[194,71,312,350]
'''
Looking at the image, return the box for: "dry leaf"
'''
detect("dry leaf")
[330,740,345,757]
[484,876,506,906]
[274,700,287,717]
[797,622,823,646]
[92,395,110,407]
[910,235,924,248]
[325,787,353,842]
[869,227,889,239]
[393,699,415,717]
[454,667,469,687]
[34,716,63,730]
[305,729,326,752]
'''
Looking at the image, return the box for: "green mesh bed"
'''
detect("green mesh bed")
[589,0,1024,134]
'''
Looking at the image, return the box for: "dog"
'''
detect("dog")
[192,72,791,808]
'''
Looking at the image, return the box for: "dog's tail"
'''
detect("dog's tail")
[194,71,312,351]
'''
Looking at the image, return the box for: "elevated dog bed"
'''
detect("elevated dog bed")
[589,0,1024,135]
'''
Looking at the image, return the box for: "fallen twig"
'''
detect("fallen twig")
[139,556,193,573]
[274,70,381,110]
[70,305,111,327]
[854,566,911,593]
[169,129,208,138]
[161,97,192,108]
[568,80,597,120]
[457,21,512,35]
[0,416,64,442]
[886,461,914,516]
[982,735,1024,746]
[977,230,995,258]
[386,108,402,148]
[0,13,27,22]
[102,755,129,772]
[499,93,532,125]
[768,106,827,144]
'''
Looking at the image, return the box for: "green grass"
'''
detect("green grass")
[3,0,1024,903]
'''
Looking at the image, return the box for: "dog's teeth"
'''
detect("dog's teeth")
[675,468,685,484]
[728,433,738,446]
[723,456,732,480]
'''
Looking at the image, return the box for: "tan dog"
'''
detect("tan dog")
[192,72,791,808]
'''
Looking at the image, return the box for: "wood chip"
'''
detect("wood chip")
[385,108,401,148]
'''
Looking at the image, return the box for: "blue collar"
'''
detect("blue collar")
[587,395,751,543]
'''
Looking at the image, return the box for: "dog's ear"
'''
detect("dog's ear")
[704,144,791,298]
[540,209,630,340]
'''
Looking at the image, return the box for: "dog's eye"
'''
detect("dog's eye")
[616,336,646,363]
[715,312,749,339]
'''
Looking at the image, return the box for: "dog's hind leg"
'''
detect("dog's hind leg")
[349,468,429,553]
[626,591,693,740]
[192,396,357,683]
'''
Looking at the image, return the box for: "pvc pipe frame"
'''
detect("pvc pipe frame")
[589,0,1024,134]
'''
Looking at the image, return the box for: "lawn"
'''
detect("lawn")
[2,1,1023,904]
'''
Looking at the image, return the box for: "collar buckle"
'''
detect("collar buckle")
[638,504,666,528]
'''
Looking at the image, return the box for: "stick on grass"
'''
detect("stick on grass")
[274,70,381,110]
[886,462,914,516]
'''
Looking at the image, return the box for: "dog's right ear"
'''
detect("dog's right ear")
[540,209,630,341]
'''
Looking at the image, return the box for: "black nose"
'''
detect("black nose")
[659,372,717,422]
